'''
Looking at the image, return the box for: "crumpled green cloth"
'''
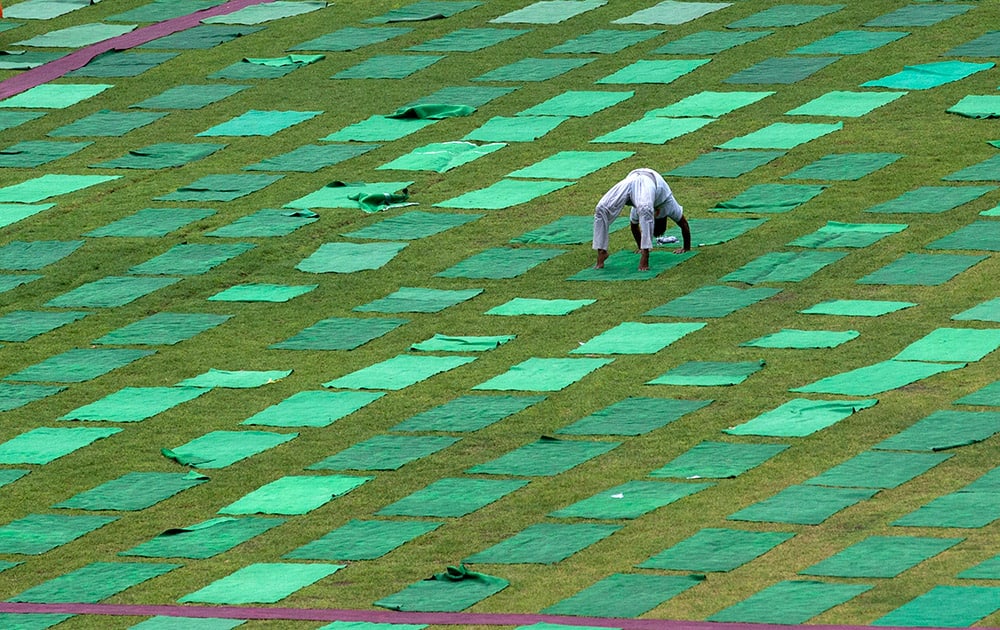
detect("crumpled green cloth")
[348,188,410,212]
[387,103,475,119]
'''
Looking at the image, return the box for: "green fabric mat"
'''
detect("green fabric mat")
[946,31,1000,58]
[209,56,320,79]
[48,109,167,138]
[436,247,564,279]
[473,357,612,391]
[960,554,1000,579]
[129,618,243,630]
[60,386,208,422]
[928,220,1000,251]
[92,142,225,169]
[0,140,91,167]
[411,334,515,352]
[67,51,178,78]
[571,322,705,355]
[727,3,843,27]
[558,397,712,436]
[332,55,444,79]
[0,612,73,628]
[591,116,714,144]
[202,0,325,24]
[354,287,483,313]
[709,580,871,624]
[163,430,296,469]
[206,209,317,237]
[270,316,407,350]
[596,58,709,84]
[130,84,248,109]
[107,0,226,22]
[791,30,908,55]
[793,360,964,396]
[0,513,117,554]
[873,585,1000,628]
[568,250,697,281]
[648,90,774,118]
[783,153,903,181]
[511,215,626,245]
[865,185,995,214]
[719,122,843,150]
[652,30,772,54]
[801,299,916,317]
[243,390,383,428]
[408,86,515,108]
[156,174,282,202]
[54,471,208,511]
[956,380,1000,406]
[548,29,662,54]
[285,180,414,210]
[408,27,527,51]
[0,383,65,412]
[861,60,993,90]
[613,1,730,25]
[344,211,481,240]
[140,24,264,50]
[309,435,459,471]
[0,83,112,109]
[85,208,215,237]
[786,91,906,117]
[875,410,1000,451]
[94,313,230,346]
[895,327,1000,362]
[323,355,476,391]
[666,150,786,178]
[486,297,595,316]
[158,373,268,404]
[724,56,840,85]
[208,283,317,302]
[0,239,82,270]
[0,470,29,489]
[128,243,254,275]
[434,179,574,209]
[894,490,1000,528]
[857,253,986,285]
[0,310,88,342]
[720,251,846,283]
[246,144,379,172]
[374,564,508,612]
[121,516,283,559]
[864,3,972,27]
[805,451,951,489]
[740,328,859,349]
[473,57,593,82]
[290,26,412,51]
[377,141,505,173]
[465,523,621,564]
[321,115,437,142]
[724,398,877,437]
[463,116,568,142]
[9,562,178,603]
[5,348,154,383]
[789,221,906,248]
[492,0,604,23]
[284,519,442,561]
[392,394,545,432]
[45,276,181,308]
[377,478,528,517]
[650,442,788,479]
[550,480,712,519]
[801,535,961,578]
[219,475,372,515]
[645,285,780,318]
[5,0,91,19]
[366,0,481,23]
[647,360,765,387]
[0,111,46,132]
[639,527,794,572]
[944,154,1000,182]
[542,573,703,617]
[179,563,343,604]
[466,436,619,476]
[712,183,827,213]
[506,150,633,179]
[15,23,136,47]
[729,485,878,524]
[0,51,63,70]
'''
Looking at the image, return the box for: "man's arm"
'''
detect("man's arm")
[630,222,642,251]
[674,215,691,254]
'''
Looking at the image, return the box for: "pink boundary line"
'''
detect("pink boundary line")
[0,0,276,100]
[0,602,940,629]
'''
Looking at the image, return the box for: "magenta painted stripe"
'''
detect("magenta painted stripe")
[0,0,275,100]
[0,602,935,630]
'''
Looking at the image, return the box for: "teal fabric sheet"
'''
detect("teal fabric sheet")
[206,209,318,237]
[542,573,703,617]
[374,564,508,612]
[720,251,846,284]
[895,327,1000,363]
[806,451,951,489]
[473,357,613,391]
[9,562,179,603]
[164,430,297,469]
[786,90,906,117]
[107,0,226,22]
[365,0,482,23]
[568,250,697,281]
[333,55,444,79]
[289,26,413,51]
[861,61,993,90]
[793,360,964,396]
[5,348,154,383]
[285,180,414,210]
[613,1,731,25]
[783,153,902,180]
[321,116,437,142]
[45,276,181,308]
[128,243,255,275]
[724,398,877,437]
[409,86,515,108]
[209,283,317,303]
[466,436,619,476]
[956,380,1000,406]
[874,410,1000,452]
[486,297,595,316]
[511,215,626,245]
[140,25,264,50]
[792,30,908,55]
[68,51,179,78]
[309,435,458,471]
[865,185,995,214]
[14,23,135,47]
[270,316,407,350]
[220,475,371,515]
[712,184,827,214]
[0,201,50,229]
[179,563,343,604]
[197,110,321,137]
[408,27,527,51]
[121,517,284,559]
[323,355,475,391]
[0,470,29,489]
[378,477,528,517]
[801,299,915,317]
[0,140,91,167]
[85,208,215,237]
[873,586,1000,627]
[789,221,906,248]
[54,471,208,511]
[961,555,1000,579]
[727,3,843,27]
[130,84,248,109]
[284,519,442,561]
[645,285,780,318]
[649,442,788,479]
[246,144,379,172]
[94,313,231,346]
[709,580,872,624]
[392,394,545,432]
[506,150,633,179]
[473,57,594,82]
[202,1,326,25]
[0,111,46,132]
[434,178,573,209]
[558,397,712,436]
[857,253,986,286]
[652,30,772,54]
[893,490,1000,528]
[5,0,92,19]
[0,274,43,295]
[740,328,859,349]
[571,322,705,355]
[0,513,117,554]
[0,51,64,70]
[296,242,407,274]
[436,247,563,279]
[944,155,1000,182]
[647,360,765,387]
[0,239,82,270]
[548,29,662,54]
[667,150,785,178]
[596,58,709,84]
[243,390,383,428]
[639,528,794,572]
[724,57,840,84]
[0,310,87,342]
[549,480,712,519]
[463,116,568,142]
[591,116,713,144]
[464,523,621,564]
[718,122,843,150]
[344,211,482,240]
[60,386,208,422]
[648,90,774,117]
[354,287,483,313]
[946,31,1000,58]
[377,141,505,173]
[864,3,972,27]
[156,174,282,202]
[491,0,605,24]
[802,536,962,578]
[411,334,515,352]
[0,83,112,109]
[728,485,878,524]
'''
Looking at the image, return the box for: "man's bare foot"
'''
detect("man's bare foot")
[673,247,690,254]
[595,249,608,269]
[638,249,650,271]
